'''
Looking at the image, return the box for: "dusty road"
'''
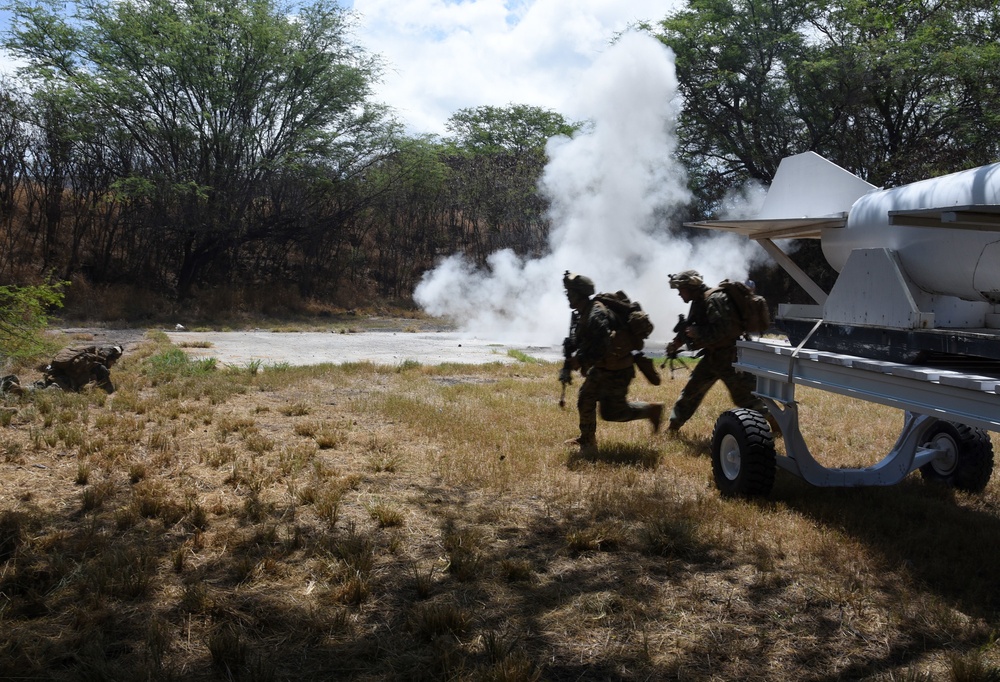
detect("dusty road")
[50,324,563,368]
[162,329,564,367]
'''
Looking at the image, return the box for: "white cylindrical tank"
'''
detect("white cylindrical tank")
[821,163,1000,304]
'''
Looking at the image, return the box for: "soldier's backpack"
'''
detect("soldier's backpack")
[593,290,655,350]
[593,290,660,383]
[42,345,122,392]
[713,280,771,335]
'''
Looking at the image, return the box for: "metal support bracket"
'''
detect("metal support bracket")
[761,397,940,487]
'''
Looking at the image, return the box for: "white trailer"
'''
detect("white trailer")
[709,339,996,497]
[689,153,1000,496]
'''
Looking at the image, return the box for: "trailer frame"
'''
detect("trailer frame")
[711,338,999,495]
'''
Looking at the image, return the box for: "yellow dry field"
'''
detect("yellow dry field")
[2,333,999,680]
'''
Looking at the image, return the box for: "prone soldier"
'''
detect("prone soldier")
[39,345,123,393]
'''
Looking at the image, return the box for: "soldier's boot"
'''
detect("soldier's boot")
[666,407,683,433]
[645,403,664,433]
[564,435,598,457]
[92,365,115,393]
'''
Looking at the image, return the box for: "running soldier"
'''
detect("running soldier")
[665,270,771,433]
[562,272,664,456]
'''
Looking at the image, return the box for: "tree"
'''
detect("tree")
[445,104,579,156]
[443,104,580,260]
[654,0,1000,301]
[6,0,393,297]
[656,0,1000,192]
[0,79,32,280]
[794,0,1000,186]
[363,136,452,298]
[655,0,812,196]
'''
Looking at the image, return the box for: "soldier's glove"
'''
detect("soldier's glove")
[633,353,661,386]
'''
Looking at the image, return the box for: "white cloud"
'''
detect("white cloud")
[2,1,683,135]
[352,0,679,135]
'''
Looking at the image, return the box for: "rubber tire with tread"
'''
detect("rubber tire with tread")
[710,408,777,498]
[919,420,994,493]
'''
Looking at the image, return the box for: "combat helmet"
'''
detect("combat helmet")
[668,270,704,290]
[98,345,124,365]
[563,271,595,297]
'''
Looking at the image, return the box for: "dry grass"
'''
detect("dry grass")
[1,332,1000,680]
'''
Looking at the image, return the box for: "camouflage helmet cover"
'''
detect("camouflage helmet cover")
[668,270,704,289]
[98,345,124,363]
[563,270,595,297]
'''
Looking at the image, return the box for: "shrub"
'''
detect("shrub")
[0,281,67,365]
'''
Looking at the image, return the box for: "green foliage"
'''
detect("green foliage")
[799,0,1000,185]
[656,0,1000,192]
[8,0,385,169]
[236,358,264,376]
[5,0,394,297]
[654,0,1000,303]
[2,0,592,307]
[506,349,541,364]
[142,347,217,381]
[445,103,581,155]
[0,281,66,364]
[656,0,810,190]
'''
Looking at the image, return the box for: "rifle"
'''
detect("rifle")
[558,310,579,408]
[661,314,689,378]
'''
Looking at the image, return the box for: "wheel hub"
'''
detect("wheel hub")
[719,433,742,481]
[928,433,959,476]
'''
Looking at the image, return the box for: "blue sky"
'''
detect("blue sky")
[0,0,681,136]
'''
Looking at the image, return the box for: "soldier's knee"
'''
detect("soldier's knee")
[598,402,630,422]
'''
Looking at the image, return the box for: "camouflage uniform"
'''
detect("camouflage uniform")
[41,345,123,393]
[667,271,766,431]
[563,272,663,452]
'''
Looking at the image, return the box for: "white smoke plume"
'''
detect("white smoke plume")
[719,181,767,222]
[413,31,760,345]
[717,180,779,269]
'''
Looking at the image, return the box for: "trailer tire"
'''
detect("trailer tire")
[919,421,994,493]
[711,408,777,498]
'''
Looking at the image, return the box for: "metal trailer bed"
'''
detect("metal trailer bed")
[709,338,999,497]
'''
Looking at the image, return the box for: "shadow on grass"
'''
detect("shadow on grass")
[3,471,992,681]
[773,470,1000,622]
[566,442,661,469]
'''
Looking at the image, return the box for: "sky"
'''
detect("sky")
[1,0,682,137]
[0,0,769,344]
[347,0,682,136]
